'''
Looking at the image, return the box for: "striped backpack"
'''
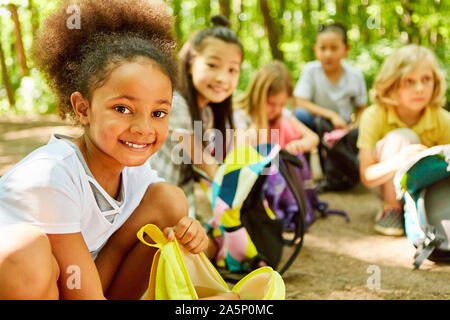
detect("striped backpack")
[197,143,347,280]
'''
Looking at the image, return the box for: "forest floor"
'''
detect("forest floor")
[1,114,449,300]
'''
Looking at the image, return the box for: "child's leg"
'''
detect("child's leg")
[95,182,189,300]
[381,180,401,209]
[294,108,315,130]
[373,128,421,236]
[0,224,60,299]
[375,128,421,209]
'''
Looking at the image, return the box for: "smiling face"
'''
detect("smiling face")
[314,32,349,73]
[397,61,435,115]
[73,58,172,170]
[189,37,242,108]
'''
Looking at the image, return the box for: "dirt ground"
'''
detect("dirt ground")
[0,114,449,300]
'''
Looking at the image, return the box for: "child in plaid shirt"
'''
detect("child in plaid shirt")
[149,15,243,219]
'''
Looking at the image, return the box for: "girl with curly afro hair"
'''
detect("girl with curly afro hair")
[0,0,238,300]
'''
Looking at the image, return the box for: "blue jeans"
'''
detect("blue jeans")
[294,108,315,130]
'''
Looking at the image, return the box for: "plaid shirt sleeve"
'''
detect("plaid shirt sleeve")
[148,92,197,217]
[149,92,193,184]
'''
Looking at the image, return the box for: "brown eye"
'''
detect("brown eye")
[114,106,131,114]
[153,111,167,118]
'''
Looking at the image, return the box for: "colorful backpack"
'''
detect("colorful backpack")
[197,143,348,280]
[263,152,349,233]
[394,145,450,269]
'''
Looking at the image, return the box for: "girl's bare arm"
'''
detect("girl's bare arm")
[285,116,320,154]
[47,233,106,300]
[358,145,427,188]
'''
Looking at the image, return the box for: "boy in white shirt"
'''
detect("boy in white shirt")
[294,23,367,131]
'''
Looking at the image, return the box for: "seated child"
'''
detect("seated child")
[292,23,368,191]
[357,44,450,236]
[149,14,243,219]
[232,60,320,231]
[293,22,367,131]
[0,0,237,300]
[234,60,319,154]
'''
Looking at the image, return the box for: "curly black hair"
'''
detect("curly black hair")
[32,0,177,122]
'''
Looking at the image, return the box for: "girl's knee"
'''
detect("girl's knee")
[0,224,59,299]
[141,182,189,226]
[375,128,421,161]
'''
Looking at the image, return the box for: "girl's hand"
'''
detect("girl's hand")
[163,217,209,254]
[285,140,306,155]
[329,112,347,129]
[396,144,428,164]
[346,121,359,131]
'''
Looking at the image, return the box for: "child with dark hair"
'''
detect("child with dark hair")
[0,0,236,300]
[293,22,367,130]
[149,14,244,219]
[292,22,368,191]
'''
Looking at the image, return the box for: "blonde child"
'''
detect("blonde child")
[149,15,243,220]
[233,61,321,233]
[0,0,236,300]
[358,44,450,236]
[234,60,319,154]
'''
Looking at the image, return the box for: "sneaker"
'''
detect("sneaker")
[374,208,404,236]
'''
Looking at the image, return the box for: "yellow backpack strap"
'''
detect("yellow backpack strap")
[137,224,167,300]
[137,224,168,249]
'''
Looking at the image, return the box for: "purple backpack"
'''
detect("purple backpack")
[263,152,349,232]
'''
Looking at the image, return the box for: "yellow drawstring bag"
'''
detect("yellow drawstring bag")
[137,224,285,300]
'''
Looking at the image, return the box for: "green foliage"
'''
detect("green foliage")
[0,0,449,115]
[0,67,57,114]
[346,39,404,105]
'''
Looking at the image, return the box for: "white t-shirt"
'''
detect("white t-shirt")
[294,60,367,123]
[0,135,164,259]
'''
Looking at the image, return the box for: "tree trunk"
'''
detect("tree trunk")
[401,0,420,44]
[277,0,286,36]
[218,0,231,19]
[434,0,442,47]
[203,0,211,24]
[9,4,28,77]
[259,0,284,61]
[172,0,183,43]
[359,1,370,43]
[336,0,350,24]
[236,0,243,36]
[28,0,40,41]
[0,41,15,107]
[301,0,314,63]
